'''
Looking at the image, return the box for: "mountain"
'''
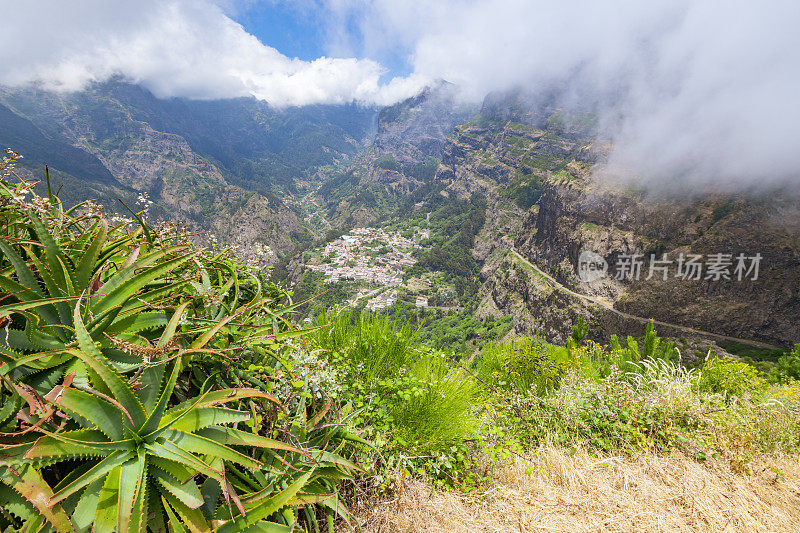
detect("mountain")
[425,94,800,348]
[0,80,377,257]
[307,83,478,230]
[2,80,798,348]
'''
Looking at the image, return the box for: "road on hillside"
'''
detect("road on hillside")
[508,248,779,350]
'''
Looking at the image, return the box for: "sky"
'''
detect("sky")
[1,0,799,188]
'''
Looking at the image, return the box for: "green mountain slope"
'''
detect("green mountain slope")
[0,81,378,257]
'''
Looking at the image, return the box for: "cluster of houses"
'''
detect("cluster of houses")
[365,289,399,311]
[306,227,422,285]
[303,226,430,311]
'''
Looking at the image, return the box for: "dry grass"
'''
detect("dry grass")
[348,448,800,532]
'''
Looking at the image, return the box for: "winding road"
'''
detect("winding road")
[508,248,779,350]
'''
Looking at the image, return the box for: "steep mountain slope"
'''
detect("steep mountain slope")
[0,81,376,257]
[2,80,797,347]
[308,84,478,230]
[428,95,800,347]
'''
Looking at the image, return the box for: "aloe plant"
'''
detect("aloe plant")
[0,161,361,532]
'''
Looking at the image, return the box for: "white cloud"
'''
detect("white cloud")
[320,0,800,189]
[2,0,799,188]
[0,0,426,106]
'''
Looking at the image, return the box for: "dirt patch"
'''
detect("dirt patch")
[348,448,800,532]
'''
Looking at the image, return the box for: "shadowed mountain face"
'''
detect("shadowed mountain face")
[426,92,800,347]
[0,102,117,186]
[0,81,376,193]
[2,81,798,347]
[374,81,475,165]
[0,81,378,255]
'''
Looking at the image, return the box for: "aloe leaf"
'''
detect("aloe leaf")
[149,456,196,485]
[0,464,75,533]
[288,491,335,506]
[170,407,251,433]
[74,218,107,291]
[157,301,190,348]
[198,427,306,456]
[145,441,222,481]
[25,247,71,324]
[2,327,36,351]
[0,272,43,304]
[153,469,204,509]
[215,470,313,533]
[116,450,146,532]
[138,361,167,413]
[69,477,105,533]
[115,279,191,316]
[128,457,149,533]
[0,393,23,427]
[29,213,75,291]
[163,389,280,427]
[162,496,190,533]
[308,450,362,473]
[104,312,169,336]
[146,484,167,533]
[49,451,133,506]
[0,483,36,524]
[45,387,125,441]
[200,477,221,520]
[160,429,262,470]
[0,237,43,296]
[162,490,212,533]
[0,295,78,317]
[190,309,246,350]
[319,494,352,529]
[25,430,134,459]
[236,522,292,533]
[93,248,192,316]
[93,465,119,532]
[139,358,182,434]
[69,308,147,427]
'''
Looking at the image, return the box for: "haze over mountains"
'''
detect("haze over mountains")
[1,0,799,349]
[3,1,799,190]
[2,77,797,349]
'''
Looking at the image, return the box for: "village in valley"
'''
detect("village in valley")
[302,226,434,311]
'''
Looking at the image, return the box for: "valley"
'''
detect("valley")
[3,81,798,356]
[3,4,799,532]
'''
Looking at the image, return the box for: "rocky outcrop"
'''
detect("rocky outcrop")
[432,99,800,347]
[374,81,475,165]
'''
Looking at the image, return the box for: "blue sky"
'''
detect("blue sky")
[230,1,413,80]
[233,3,327,62]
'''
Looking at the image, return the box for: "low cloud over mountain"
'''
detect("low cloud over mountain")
[2,0,799,188]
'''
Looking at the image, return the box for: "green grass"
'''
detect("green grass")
[718,340,787,362]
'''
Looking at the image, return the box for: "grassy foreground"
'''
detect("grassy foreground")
[308,314,800,532]
[356,448,800,532]
[2,154,799,531]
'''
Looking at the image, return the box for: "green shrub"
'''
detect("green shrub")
[476,337,565,396]
[375,153,401,172]
[312,310,480,487]
[697,356,766,398]
[389,351,478,449]
[0,159,359,532]
[314,309,416,381]
[609,320,678,363]
[771,344,800,384]
[570,316,588,345]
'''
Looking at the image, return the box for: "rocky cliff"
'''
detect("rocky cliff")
[0,81,375,260]
[431,99,800,347]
